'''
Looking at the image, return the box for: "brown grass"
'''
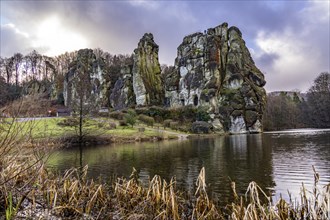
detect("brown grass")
[1,161,329,219]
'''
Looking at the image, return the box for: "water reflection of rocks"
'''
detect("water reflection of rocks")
[48,130,330,206]
[48,134,277,206]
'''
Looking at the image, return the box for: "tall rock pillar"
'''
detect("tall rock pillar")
[132,33,164,106]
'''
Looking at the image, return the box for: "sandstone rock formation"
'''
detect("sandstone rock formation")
[109,65,135,110]
[64,49,107,108]
[132,33,164,106]
[63,24,266,133]
[164,22,266,133]
[24,79,52,96]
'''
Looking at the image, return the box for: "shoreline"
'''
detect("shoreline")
[34,124,231,147]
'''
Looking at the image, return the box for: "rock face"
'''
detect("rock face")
[64,49,107,108]
[24,79,52,96]
[132,33,164,106]
[109,65,135,110]
[164,22,266,133]
[64,34,164,110]
[63,24,266,133]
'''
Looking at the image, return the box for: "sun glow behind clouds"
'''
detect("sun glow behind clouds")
[33,16,88,56]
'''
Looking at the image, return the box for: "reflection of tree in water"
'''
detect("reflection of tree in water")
[222,134,275,197]
[179,134,276,205]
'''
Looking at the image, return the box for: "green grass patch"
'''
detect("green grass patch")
[1,117,182,141]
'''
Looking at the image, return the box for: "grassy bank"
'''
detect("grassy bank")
[1,117,183,145]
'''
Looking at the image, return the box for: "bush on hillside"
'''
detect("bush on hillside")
[124,109,137,127]
[57,118,79,127]
[138,114,155,127]
[163,119,173,128]
[119,120,128,126]
[109,111,124,120]
[135,106,170,122]
[109,122,117,130]
[196,106,211,122]
[169,121,179,130]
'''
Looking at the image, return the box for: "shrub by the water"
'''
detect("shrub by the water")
[177,123,191,133]
[169,121,179,130]
[191,121,212,134]
[136,106,203,123]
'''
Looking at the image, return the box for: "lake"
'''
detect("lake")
[47,129,330,205]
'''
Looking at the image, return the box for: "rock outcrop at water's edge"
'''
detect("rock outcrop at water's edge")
[63,23,266,133]
[164,22,266,133]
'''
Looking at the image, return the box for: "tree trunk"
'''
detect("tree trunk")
[79,96,83,143]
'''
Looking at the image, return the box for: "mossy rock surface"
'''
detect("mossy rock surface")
[163,22,266,133]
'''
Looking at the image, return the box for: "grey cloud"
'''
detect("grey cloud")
[255,52,280,69]
[0,25,31,57]
[1,0,329,92]
[187,1,306,37]
[1,1,199,64]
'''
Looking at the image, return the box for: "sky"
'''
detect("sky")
[0,0,329,92]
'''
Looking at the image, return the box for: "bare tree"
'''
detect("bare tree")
[27,50,41,80]
[13,53,23,87]
[70,52,94,143]
[263,93,303,131]
[0,76,9,106]
[305,72,330,128]
[4,57,14,84]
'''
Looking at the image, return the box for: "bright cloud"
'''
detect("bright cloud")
[33,16,88,56]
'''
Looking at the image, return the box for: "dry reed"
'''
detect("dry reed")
[0,151,329,219]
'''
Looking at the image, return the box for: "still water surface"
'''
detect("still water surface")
[47,129,330,204]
